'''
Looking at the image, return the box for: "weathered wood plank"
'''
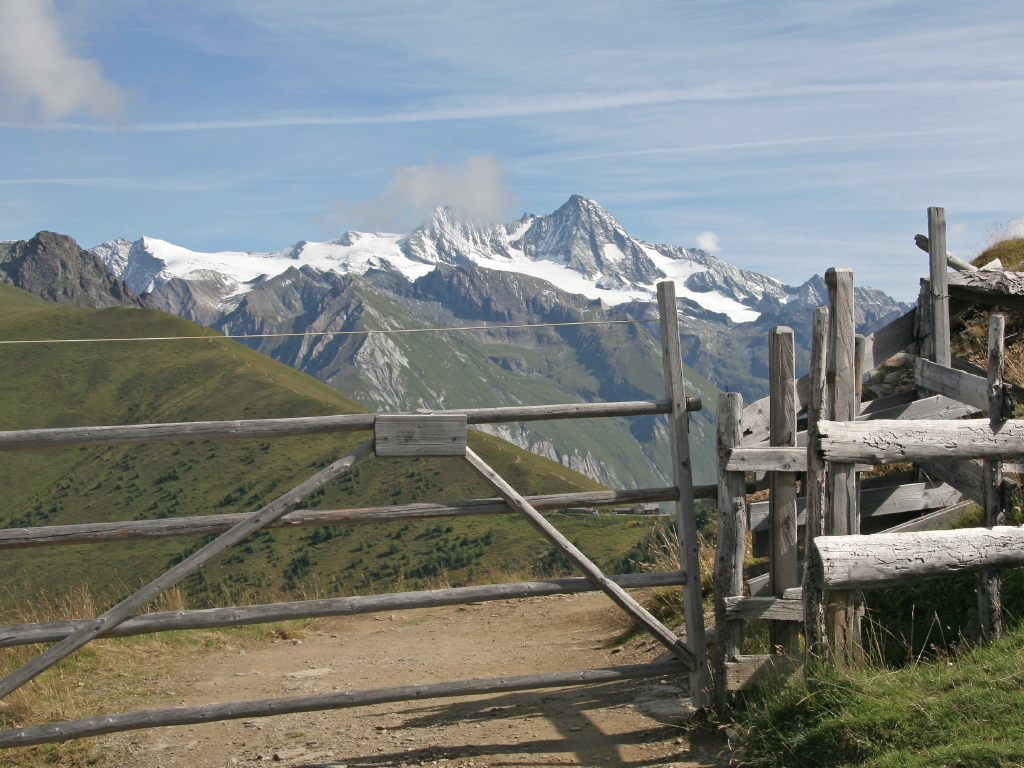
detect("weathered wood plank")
[374,414,467,457]
[812,527,1024,590]
[724,654,802,691]
[0,572,686,647]
[864,308,917,370]
[824,266,861,664]
[714,392,746,712]
[741,396,770,446]
[768,326,800,653]
[0,487,687,550]
[724,597,803,622]
[0,439,376,700]
[914,234,977,272]
[818,419,1024,464]
[915,358,989,412]
[948,267,1024,312]
[804,305,829,657]
[464,447,696,671]
[929,207,952,368]
[981,314,1007,639]
[859,392,979,422]
[0,400,681,453]
[878,500,975,534]
[658,280,710,705]
[749,481,962,533]
[0,660,684,748]
[726,447,806,472]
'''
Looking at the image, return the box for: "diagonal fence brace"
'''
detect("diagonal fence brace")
[0,438,375,700]
[463,447,696,671]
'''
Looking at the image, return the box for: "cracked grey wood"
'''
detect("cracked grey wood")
[658,280,710,706]
[724,596,803,621]
[981,314,1007,639]
[825,266,861,664]
[374,414,467,456]
[804,306,829,656]
[768,326,799,654]
[928,207,951,368]
[915,358,990,413]
[0,400,685,453]
[0,660,684,748]
[724,655,801,691]
[726,447,806,472]
[812,527,1024,590]
[713,392,746,712]
[0,486,689,549]
[0,439,375,701]
[818,418,1024,463]
[948,266,1024,311]
[0,572,686,648]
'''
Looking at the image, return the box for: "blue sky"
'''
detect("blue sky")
[1,1,1022,301]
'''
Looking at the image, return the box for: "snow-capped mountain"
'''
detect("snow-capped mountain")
[86,195,910,488]
[92,195,794,326]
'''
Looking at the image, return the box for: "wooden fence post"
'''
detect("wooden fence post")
[824,267,862,665]
[768,327,799,654]
[803,306,829,657]
[928,207,952,368]
[980,314,1007,639]
[657,281,710,707]
[713,392,745,713]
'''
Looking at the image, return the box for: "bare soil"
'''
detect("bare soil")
[95,592,726,768]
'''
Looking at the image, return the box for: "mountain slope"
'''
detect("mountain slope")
[1,231,153,309]
[0,283,664,608]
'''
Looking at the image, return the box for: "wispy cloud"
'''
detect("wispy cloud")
[696,231,720,252]
[9,78,1022,133]
[0,0,126,123]
[318,154,517,233]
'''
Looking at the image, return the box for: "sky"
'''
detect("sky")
[1,1,1022,302]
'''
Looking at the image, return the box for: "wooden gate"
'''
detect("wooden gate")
[0,281,711,748]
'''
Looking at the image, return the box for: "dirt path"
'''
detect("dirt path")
[96,592,726,768]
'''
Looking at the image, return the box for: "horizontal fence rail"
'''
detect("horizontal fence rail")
[817,418,1024,463]
[0,487,702,549]
[812,527,1024,589]
[0,399,702,453]
[0,572,686,647]
[0,659,684,749]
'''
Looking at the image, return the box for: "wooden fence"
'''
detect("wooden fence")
[0,281,715,749]
[712,206,1024,709]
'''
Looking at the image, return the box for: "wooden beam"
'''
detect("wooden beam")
[0,487,687,550]
[726,447,806,472]
[0,572,687,648]
[374,414,467,457]
[914,234,977,272]
[0,439,375,700]
[724,597,803,622]
[928,207,952,368]
[824,266,861,664]
[858,392,979,422]
[981,315,1007,640]
[915,358,989,412]
[863,308,917,370]
[713,392,746,713]
[657,280,710,706]
[818,419,1024,463]
[804,306,829,659]
[463,448,696,671]
[0,660,684,748]
[812,527,1024,590]
[768,326,799,654]
[878,500,975,534]
[0,400,682,453]
[724,655,801,691]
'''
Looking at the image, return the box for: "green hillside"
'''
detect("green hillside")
[0,284,668,608]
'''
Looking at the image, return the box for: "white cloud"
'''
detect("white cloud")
[696,230,720,252]
[0,0,126,122]
[320,154,517,233]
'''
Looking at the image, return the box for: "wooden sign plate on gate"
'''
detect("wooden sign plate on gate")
[374,414,468,457]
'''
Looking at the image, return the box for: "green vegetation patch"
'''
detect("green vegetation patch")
[736,622,1024,768]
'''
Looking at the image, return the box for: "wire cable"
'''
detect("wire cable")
[0,318,660,345]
